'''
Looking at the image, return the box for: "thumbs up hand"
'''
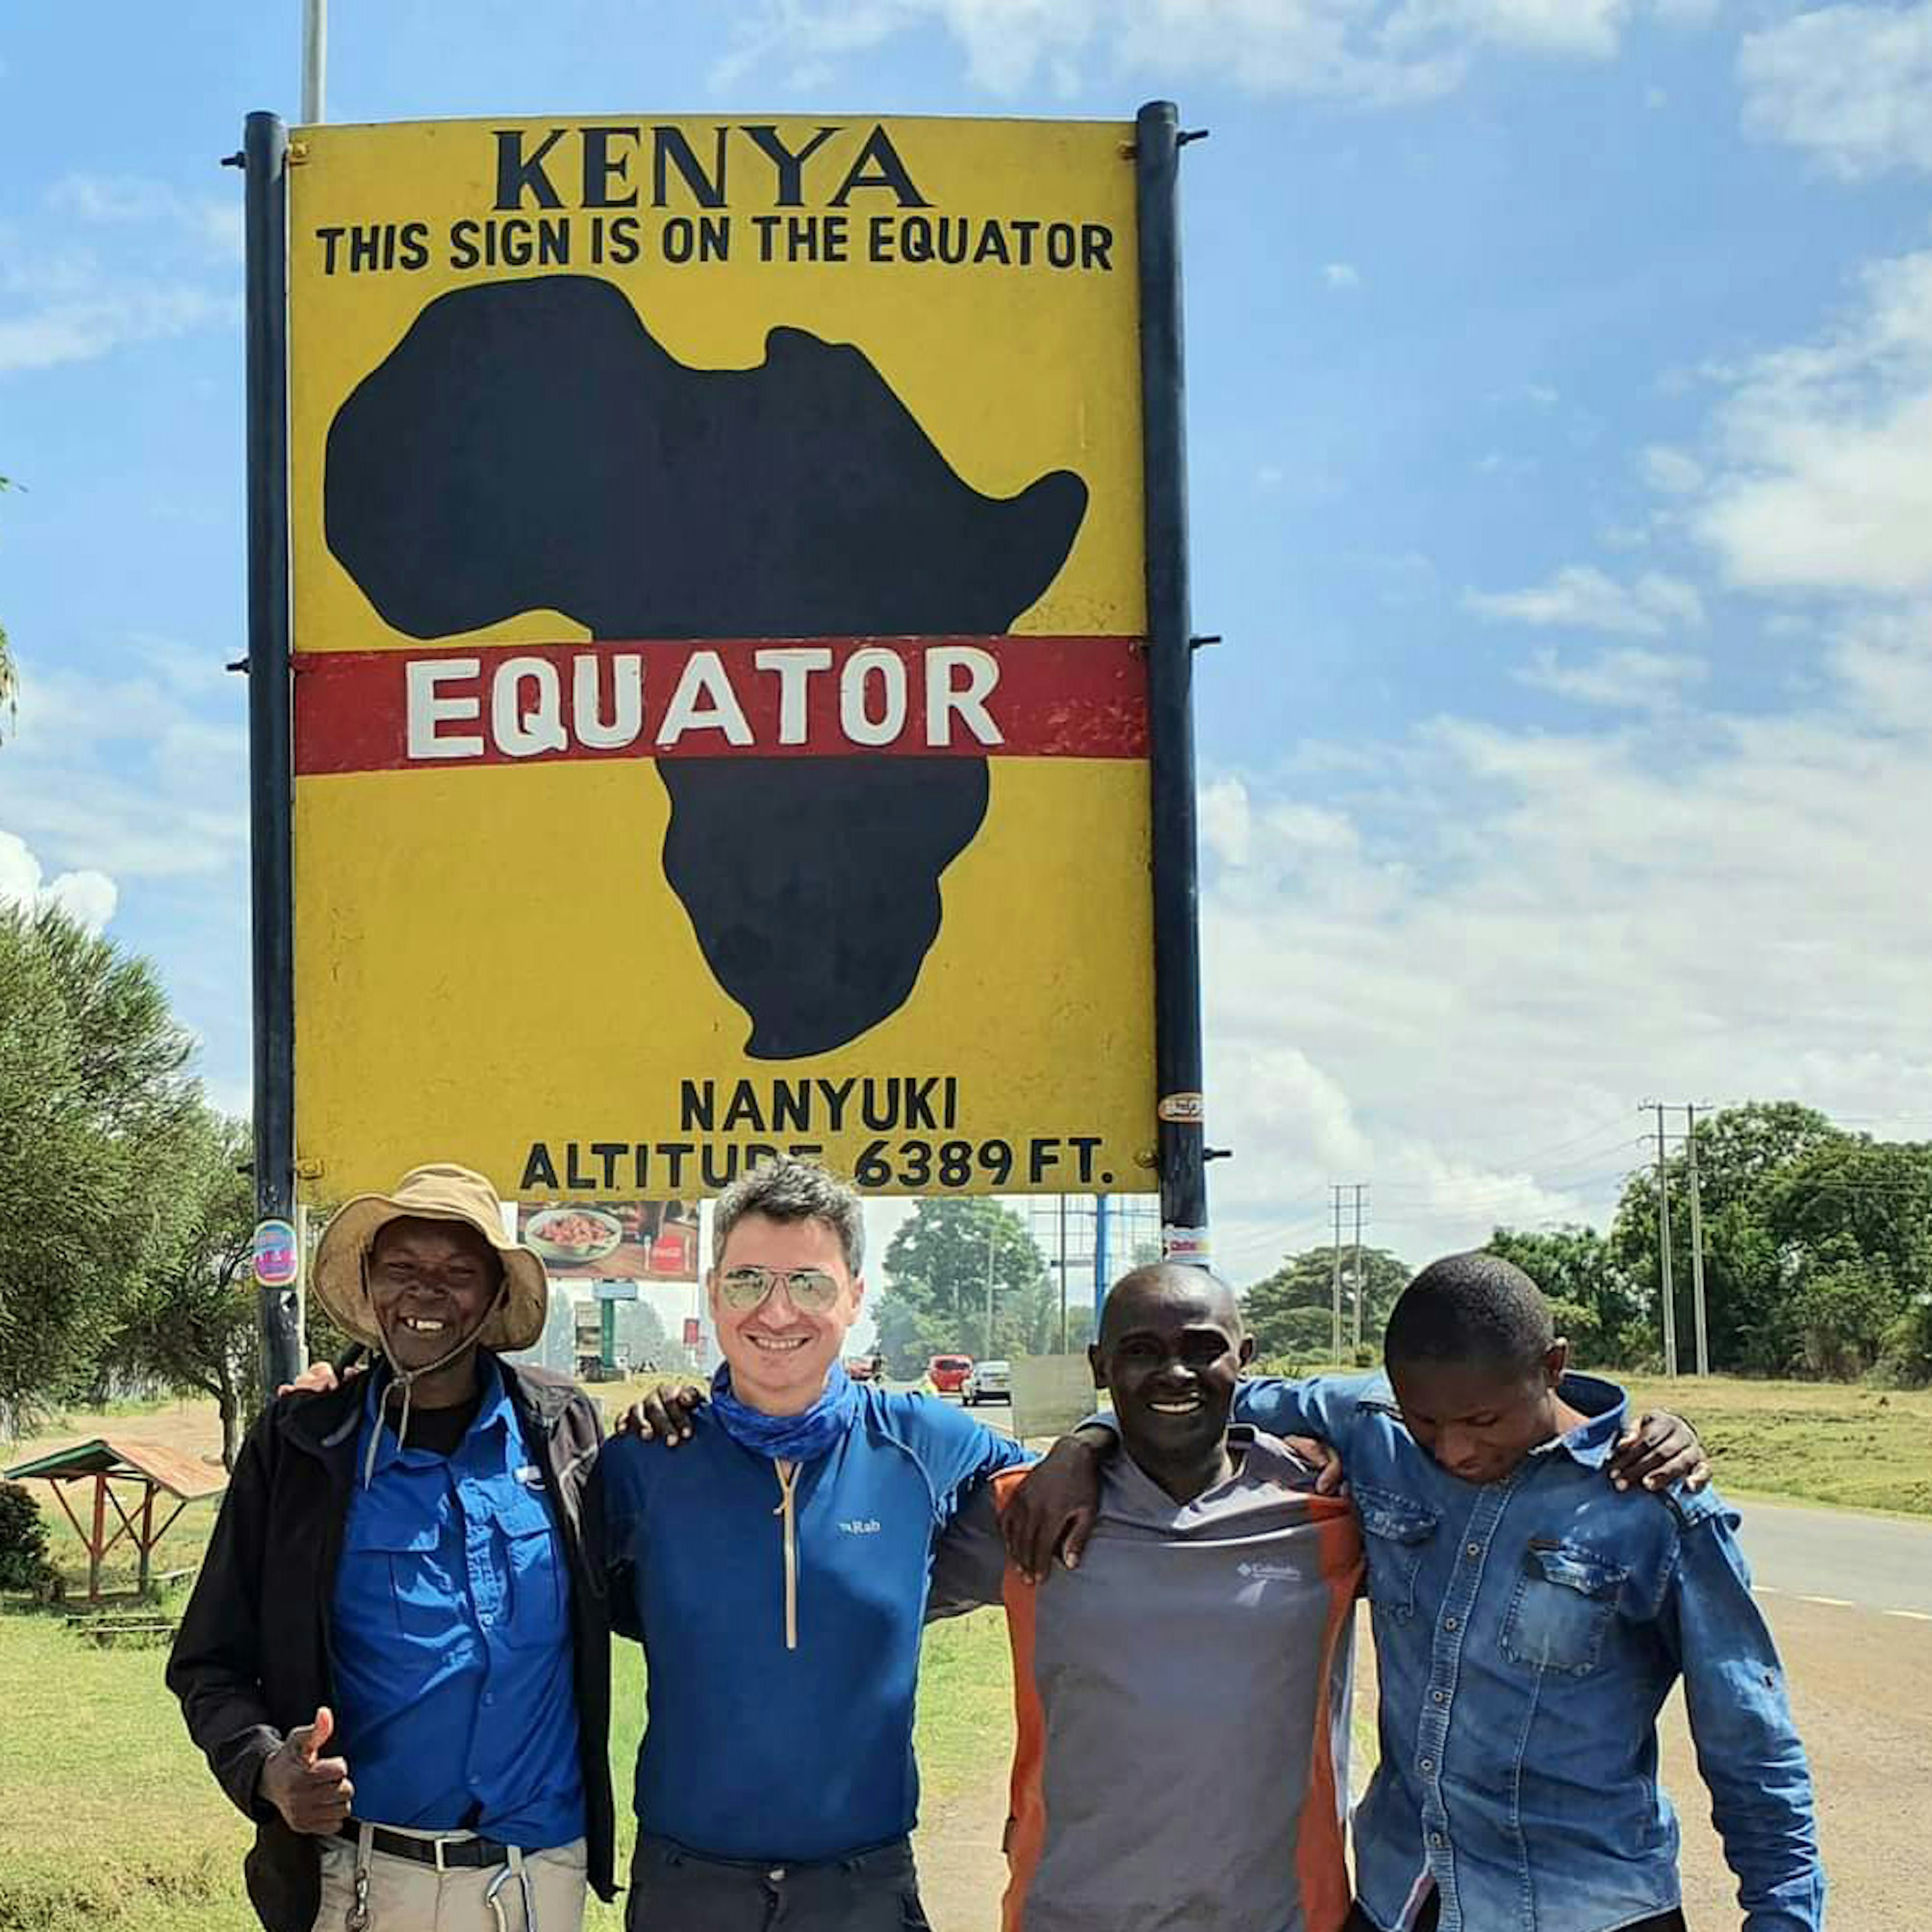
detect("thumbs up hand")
[260,1706,355,1834]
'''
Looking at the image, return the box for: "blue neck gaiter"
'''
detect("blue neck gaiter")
[709,1360,859,1463]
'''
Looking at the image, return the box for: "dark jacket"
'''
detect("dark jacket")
[167,1359,615,1932]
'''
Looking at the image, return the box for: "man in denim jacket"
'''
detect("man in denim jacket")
[1280,1254,1819,1932]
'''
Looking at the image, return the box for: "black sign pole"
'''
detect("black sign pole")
[1134,100,1210,1265]
[243,110,303,1398]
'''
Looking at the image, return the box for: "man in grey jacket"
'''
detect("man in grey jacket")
[928,1264,1363,1932]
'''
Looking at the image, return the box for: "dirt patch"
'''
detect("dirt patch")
[5,1398,225,1471]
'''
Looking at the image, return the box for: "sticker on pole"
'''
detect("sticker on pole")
[1161,1224,1212,1265]
[284,114,1157,1200]
[252,1218,300,1289]
[1156,1092,1204,1123]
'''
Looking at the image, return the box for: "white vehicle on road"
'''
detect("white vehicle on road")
[961,1358,1011,1405]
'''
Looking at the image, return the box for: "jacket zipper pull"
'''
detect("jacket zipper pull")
[772,1460,800,1652]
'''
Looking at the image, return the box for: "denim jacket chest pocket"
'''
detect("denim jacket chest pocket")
[1354,1484,1440,1623]
[1498,1539,1627,1677]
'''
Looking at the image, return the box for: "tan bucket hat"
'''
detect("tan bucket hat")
[312,1163,547,1354]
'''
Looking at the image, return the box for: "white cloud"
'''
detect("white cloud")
[0,828,118,934]
[1696,246,1932,594]
[1322,261,1362,288]
[0,280,233,374]
[0,659,248,881]
[716,0,1689,102]
[46,174,246,261]
[1641,444,1704,495]
[0,175,240,377]
[1384,0,1632,58]
[1465,564,1706,635]
[1740,4,1932,181]
[1514,645,1707,710]
[1200,601,1932,1272]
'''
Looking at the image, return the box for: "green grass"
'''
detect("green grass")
[0,1591,1017,1931]
[1620,1374,1932,1516]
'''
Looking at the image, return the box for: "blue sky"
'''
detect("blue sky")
[4,0,1931,1283]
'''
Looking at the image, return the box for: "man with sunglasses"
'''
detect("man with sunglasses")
[595,1156,1030,1932]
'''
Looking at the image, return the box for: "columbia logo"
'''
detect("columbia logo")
[840,1518,883,1535]
[1238,1561,1298,1582]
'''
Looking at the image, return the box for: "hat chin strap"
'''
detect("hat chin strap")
[362,1279,511,1489]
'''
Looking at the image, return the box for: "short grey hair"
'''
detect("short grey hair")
[712,1156,865,1276]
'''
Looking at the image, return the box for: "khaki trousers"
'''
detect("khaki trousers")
[312,1824,588,1932]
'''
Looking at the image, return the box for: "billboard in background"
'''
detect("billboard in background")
[286,115,1156,1204]
[519,1199,700,1280]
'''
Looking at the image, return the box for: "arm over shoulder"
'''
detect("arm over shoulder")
[589,1432,649,1643]
[926,1483,1013,1622]
[879,1390,1032,1528]
[1230,1372,1380,1445]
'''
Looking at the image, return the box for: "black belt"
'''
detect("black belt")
[337,1821,515,1870]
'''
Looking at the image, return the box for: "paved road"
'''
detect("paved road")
[1731,1494,1932,1620]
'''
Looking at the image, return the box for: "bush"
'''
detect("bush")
[0,1481,55,1593]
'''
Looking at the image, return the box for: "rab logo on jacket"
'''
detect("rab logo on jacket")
[839,1518,883,1536]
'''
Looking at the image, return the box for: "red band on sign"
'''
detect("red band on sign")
[293,635,1148,777]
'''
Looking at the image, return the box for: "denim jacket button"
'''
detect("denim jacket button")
[1431,1691,1446,1705]
[1465,1543,1480,1558]
[1443,1616,1459,1631]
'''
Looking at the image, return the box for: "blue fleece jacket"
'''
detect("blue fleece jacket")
[596,1385,1029,1862]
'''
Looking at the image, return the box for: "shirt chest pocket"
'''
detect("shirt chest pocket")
[343,1505,467,1643]
[1353,1485,1439,1624]
[1499,1540,1626,1676]
[491,1486,571,1650]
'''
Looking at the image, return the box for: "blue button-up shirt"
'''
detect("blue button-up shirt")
[332,1361,585,1847]
[1233,1372,1824,1932]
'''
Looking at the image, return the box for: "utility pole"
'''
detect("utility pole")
[1654,1104,1678,1377]
[1092,1193,1111,1342]
[1330,1185,1344,1362]
[1686,1104,1710,1376]
[1351,1183,1367,1352]
[984,1215,997,1360]
[1058,1194,1070,1353]
[301,0,327,123]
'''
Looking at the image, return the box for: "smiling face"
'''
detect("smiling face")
[1387,1346,1569,1487]
[709,1211,864,1417]
[1092,1266,1253,1483]
[366,1216,504,1373]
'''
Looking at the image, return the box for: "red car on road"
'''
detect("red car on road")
[927,1353,973,1395]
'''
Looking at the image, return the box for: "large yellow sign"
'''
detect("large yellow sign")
[288,116,1154,1201]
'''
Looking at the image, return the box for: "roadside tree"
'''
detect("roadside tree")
[99,1108,258,1467]
[1486,1226,1647,1366]
[1240,1244,1409,1361]
[872,1197,1052,1374]
[0,905,199,1431]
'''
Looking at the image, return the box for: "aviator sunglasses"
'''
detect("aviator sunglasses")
[717,1264,844,1314]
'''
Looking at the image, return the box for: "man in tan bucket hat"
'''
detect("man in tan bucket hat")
[169,1164,616,1932]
